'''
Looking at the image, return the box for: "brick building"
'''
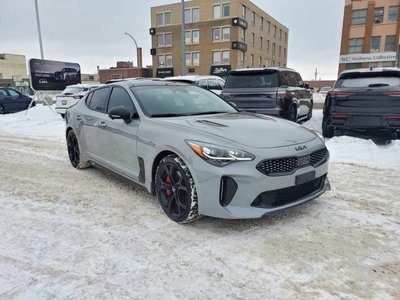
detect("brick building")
[339,0,400,74]
[150,0,288,78]
[98,61,153,83]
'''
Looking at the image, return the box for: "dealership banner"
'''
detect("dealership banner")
[29,59,81,91]
[339,52,396,64]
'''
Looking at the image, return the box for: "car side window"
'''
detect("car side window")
[295,73,304,87]
[0,89,7,96]
[218,79,225,89]
[89,87,111,113]
[85,92,93,106]
[7,89,21,97]
[107,87,135,113]
[281,72,299,87]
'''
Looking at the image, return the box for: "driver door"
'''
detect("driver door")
[6,88,26,111]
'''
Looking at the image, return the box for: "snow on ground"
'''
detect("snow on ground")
[313,92,326,104]
[0,105,399,298]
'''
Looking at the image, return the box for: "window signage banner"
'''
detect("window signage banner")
[156,68,174,78]
[339,52,396,64]
[210,65,231,76]
[29,59,81,91]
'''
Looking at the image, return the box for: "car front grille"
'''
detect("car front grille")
[251,175,326,208]
[256,147,328,176]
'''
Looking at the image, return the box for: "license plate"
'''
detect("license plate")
[352,116,381,125]
[296,171,316,185]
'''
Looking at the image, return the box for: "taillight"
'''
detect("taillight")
[278,91,287,98]
[332,114,348,119]
[327,91,356,97]
[387,115,400,119]
[73,95,84,99]
[383,91,400,96]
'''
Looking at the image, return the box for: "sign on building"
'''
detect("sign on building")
[339,52,396,64]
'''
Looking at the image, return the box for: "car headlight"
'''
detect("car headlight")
[186,140,255,167]
[313,130,325,142]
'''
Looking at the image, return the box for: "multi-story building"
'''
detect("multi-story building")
[339,0,400,74]
[0,53,28,79]
[150,0,288,78]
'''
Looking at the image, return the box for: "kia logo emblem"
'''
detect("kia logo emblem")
[295,145,307,151]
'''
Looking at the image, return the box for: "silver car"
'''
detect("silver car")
[65,79,330,223]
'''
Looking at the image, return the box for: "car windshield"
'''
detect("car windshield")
[225,71,279,88]
[62,87,84,94]
[336,72,400,88]
[131,85,237,117]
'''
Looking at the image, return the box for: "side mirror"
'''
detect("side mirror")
[304,83,310,89]
[108,106,135,123]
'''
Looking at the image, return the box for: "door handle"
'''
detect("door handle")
[98,121,107,127]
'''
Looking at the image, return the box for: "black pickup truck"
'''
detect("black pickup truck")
[322,68,400,139]
[220,68,313,122]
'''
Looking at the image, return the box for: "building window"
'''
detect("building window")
[260,36,263,49]
[240,28,245,41]
[186,53,192,66]
[273,25,277,38]
[259,56,262,67]
[250,54,254,66]
[251,33,255,46]
[242,5,247,19]
[222,51,230,64]
[185,31,191,44]
[267,40,270,54]
[192,52,200,66]
[279,45,281,57]
[374,7,384,24]
[192,8,200,22]
[389,6,399,22]
[351,9,367,25]
[192,30,200,43]
[158,55,165,67]
[285,32,288,43]
[272,43,276,56]
[165,55,172,67]
[222,4,230,17]
[346,63,362,70]
[222,27,230,41]
[213,5,221,19]
[252,11,256,25]
[368,62,379,68]
[240,52,245,65]
[213,28,221,42]
[184,9,191,23]
[261,17,264,30]
[165,33,172,46]
[382,62,395,67]
[348,38,363,53]
[267,21,271,34]
[157,34,164,47]
[385,35,396,51]
[370,36,381,52]
[157,12,171,26]
[280,29,282,41]
[284,48,287,58]
[213,51,221,64]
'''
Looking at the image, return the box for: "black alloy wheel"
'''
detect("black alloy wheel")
[288,105,297,122]
[0,105,4,114]
[155,155,199,223]
[322,115,334,138]
[66,130,90,169]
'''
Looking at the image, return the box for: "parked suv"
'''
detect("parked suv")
[55,68,80,83]
[221,68,313,122]
[322,68,400,139]
[55,84,101,118]
[164,75,225,95]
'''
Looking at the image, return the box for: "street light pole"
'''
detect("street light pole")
[181,0,186,76]
[124,32,139,67]
[34,0,45,59]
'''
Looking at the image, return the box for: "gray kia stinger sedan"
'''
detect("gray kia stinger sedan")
[65,79,330,223]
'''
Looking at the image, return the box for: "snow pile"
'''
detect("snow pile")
[0,105,64,140]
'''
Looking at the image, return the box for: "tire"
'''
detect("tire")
[288,105,297,122]
[306,102,313,121]
[0,105,4,114]
[155,154,200,224]
[322,115,334,138]
[66,130,91,169]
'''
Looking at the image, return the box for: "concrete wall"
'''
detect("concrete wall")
[0,54,27,79]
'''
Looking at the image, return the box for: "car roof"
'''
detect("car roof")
[164,75,224,82]
[109,78,191,88]
[230,67,297,74]
[65,83,101,88]
[339,67,400,75]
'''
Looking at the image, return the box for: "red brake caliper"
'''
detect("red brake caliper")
[166,176,171,196]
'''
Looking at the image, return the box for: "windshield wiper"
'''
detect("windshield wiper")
[189,111,227,116]
[369,83,390,87]
[150,113,189,118]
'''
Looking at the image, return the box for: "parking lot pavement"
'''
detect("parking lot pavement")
[0,133,399,299]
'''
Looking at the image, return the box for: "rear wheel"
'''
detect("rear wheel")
[288,105,297,122]
[66,130,90,169]
[322,115,334,138]
[155,155,200,223]
[306,102,313,121]
[0,105,4,114]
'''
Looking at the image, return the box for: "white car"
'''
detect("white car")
[55,84,102,117]
[164,75,225,95]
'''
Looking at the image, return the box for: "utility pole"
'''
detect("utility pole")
[314,68,318,81]
[181,0,186,76]
[34,0,45,59]
[124,32,142,68]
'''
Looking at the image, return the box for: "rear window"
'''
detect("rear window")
[225,71,279,88]
[63,87,84,94]
[336,72,400,88]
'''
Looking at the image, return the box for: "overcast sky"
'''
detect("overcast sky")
[0,0,345,80]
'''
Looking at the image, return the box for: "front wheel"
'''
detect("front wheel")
[66,130,90,169]
[288,105,297,122]
[322,115,334,138]
[155,155,200,223]
[0,105,4,114]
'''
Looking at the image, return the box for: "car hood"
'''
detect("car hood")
[159,113,317,148]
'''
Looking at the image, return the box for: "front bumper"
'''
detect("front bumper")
[189,139,330,219]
